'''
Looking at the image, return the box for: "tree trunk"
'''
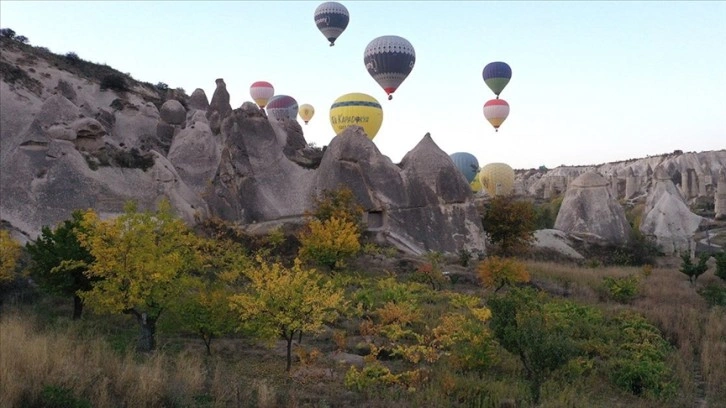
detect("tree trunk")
[286,335,293,372]
[72,294,83,320]
[134,311,157,352]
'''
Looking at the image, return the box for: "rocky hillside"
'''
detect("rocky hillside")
[1,36,724,257]
[0,37,485,256]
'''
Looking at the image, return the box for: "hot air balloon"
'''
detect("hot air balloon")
[450,152,480,183]
[364,35,415,100]
[266,95,298,121]
[482,61,512,98]
[299,104,315,124]
[314,2,349,46]
[483,99,510,132]
[250,81,274,109]
[479,162,515,197]
[329,93,383,140]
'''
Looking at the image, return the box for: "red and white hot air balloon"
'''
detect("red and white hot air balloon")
[483,99,510,132]
[250,81,275,109]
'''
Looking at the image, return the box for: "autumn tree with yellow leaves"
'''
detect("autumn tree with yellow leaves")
[0,229,22,285]
[298,187,364,270]
[229,256,345,371]
[477,256,530,292]
[77,200,202,352]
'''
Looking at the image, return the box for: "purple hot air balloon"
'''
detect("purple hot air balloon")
[266,95,299,121]
[482,62,512,98]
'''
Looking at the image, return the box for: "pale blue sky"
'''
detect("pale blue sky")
[1,1,724,169]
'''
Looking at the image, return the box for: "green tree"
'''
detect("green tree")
[165,238,249,355]
[77,200,200,352]
[25,211,96,319]
[229,256,345,371]
[487,288,580,404]
[714,251,726,281]
[481,195,536,256]
[0,229,22,285]
[679,252,709,285]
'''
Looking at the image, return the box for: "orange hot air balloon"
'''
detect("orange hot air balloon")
[483,99,510,132]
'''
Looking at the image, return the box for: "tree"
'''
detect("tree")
[165,238,249,355]
[0,229,22,285]
[0,28,16,39]
[714,251,726,281]
[25,211,96,319]
[15,35,28,44]
[229,256,345,371]
[477,256,530,292]
[481,195,536,256]
[77,200,201,352]
[298,216,361,270]
[679,252,709,285]
[487,288,580,404]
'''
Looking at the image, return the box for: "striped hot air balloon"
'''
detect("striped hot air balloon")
[482,62,512,98]
[329,93,383,140]
[314,2,349,46]
[266,95,298,121]
[364,35,416,100]
[250,81,274,109]
[483,99,510,132]
[450,152,480,183]
[299,104,315,124]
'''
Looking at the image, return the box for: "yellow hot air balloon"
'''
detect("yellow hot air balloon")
[329,93,383,140]
[479,162,515,196]
[299,104,315,125]
[470,175,483,192]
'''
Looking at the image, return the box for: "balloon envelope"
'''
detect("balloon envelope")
[364,35,416,100]
[250,81,274,109]
[450,152,480,183]
[483,99,510,131]
[329,93,383,140]
[479,163,515,196]
[299,103,315,124]
[266,95,298,121]
[314,2,349,46]
[482,61,512,97]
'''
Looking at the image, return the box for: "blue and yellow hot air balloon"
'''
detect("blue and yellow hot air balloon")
[266,95,298,121]
[482,61,512,98]
[329,93,383,140]
[314,2,349,46]
[450,152,480,183]
[364,35,416,100]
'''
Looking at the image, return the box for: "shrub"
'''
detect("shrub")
[602,274,641,303]
[699,284,726,307]
[64,51,81,62]
[298,216,360,270]
[0,229,22,285]
[679,252,709,285]
[100,73,129,92]
[477,256,530,292]
[715,251,726,281]
[39,385,92,408]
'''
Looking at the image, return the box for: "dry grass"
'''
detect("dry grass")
[702,307,726,406]
[0,312,208,408]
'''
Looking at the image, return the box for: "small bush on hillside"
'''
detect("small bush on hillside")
[477,256,530,292]
[601,274,641,303]
[100,73,129,92]
[679,252,709,285]
[715,251,726,281]
[65,51,81,63]
[38,385,92,408]
[698,284,726,307]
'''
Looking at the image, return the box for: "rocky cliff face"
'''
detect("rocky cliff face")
[0,39,485,256]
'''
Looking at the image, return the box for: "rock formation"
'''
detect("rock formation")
[554,171,632,245]
[714,169,726,220]
[639,166,703,255]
